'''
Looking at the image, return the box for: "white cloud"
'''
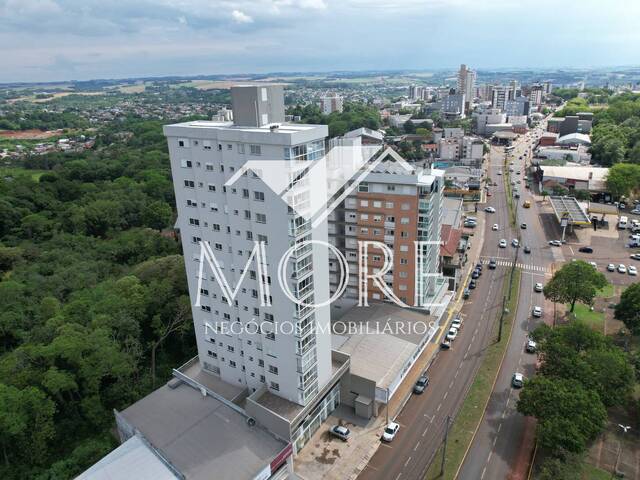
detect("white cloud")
[231,9,253,23]
[177,15,187,24]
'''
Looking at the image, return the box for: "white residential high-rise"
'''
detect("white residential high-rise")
[320,93,344,114]
[164,84,334,407]
[457,64,476,111]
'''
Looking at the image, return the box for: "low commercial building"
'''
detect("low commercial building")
[538,165,608,193]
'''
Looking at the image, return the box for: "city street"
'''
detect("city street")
[458,125,557,480]
[358,140,520,480]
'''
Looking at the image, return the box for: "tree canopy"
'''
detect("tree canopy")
[615,282,640,334]
[543,260,608,312]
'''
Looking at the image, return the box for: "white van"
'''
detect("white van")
[618,216,628,230]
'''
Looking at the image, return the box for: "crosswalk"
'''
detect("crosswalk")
[479,257,549,274]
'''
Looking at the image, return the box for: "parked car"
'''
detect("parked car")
[485,206,496,213]
[440,338,452,349]
[451,317,463,329]
[524,245,531,254]
[471,270,479,279]
[446,327,458,341]
[618,264,627,274]
[526,339,537,353]
[630,254,640,261]
[629,265,638,276]
[549,240,562,247]
[578,246,593,253]
[330,425,351,442]
[532,306,542,317]
[512,373,525,388]
[463,288,470,299]
[607,263,616,272]
[469,279,477,289]
[413,375,429,394]
[589,261,597,269]
[489,259,497,269]
[512,239,520,247]
[492,223,499,231]
[499,239,507,248]
[534,283,543,292]
[381,422,400,442]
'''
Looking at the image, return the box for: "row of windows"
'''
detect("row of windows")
[347,212,411,224]
[186,200,267,222]
[358,227,411,237]
[184,180,266,201]
[358,199,412,210]
[358,183,397,193]
[178,138,262,156]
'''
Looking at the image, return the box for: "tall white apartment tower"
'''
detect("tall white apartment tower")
[164,84,333,406]
[457,64,476,111]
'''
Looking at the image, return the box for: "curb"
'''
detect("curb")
[453,268,523,480]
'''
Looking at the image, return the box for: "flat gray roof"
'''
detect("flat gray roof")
[120,383,286,480]
[330,302,431,390]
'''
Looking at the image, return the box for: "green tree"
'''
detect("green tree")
[615,282,640,334]
[606,162,640,199]
[141,200,173,231]
[543,260,608,312]
[517,377,606,454]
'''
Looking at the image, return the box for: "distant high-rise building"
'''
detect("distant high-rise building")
[441,92,466,119]
[505,97,530,117]
[408,85,425,101]
[543,81,553,95]
[491,86,515,110]
[320,93,344,114]
[529,84,544,106]
[457,64,476,111]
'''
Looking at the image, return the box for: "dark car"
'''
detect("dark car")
[463,288,471,299]
[469,279,477,289]
[524,246,531,254]
[488,259,497,269]
[413,375,429,394]
[476,263,483,271]
[440,339,451,349]
[578,246,594,253]
[471,270,479,279]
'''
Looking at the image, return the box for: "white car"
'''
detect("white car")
[548,240,562,247]
[631,208,640,215]
[499,239,507,248]
[497,171,503,175]
[512,239,520,247]
[532,306,542,317]
[492,223,499,231]
[629,265,637,276]
[446,327,458,341]
[607,263,615,272]
[382,422,400,442]
[451,318,463,330]
[618,264,627,274]
[534,283,543,292]
[485,206,496,213]
[526,339,537,353]
[512,372,524,388]
[589,261,597,269]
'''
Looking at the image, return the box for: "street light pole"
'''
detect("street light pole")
[614,424,631,477]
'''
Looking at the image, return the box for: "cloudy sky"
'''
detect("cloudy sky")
[1,0,639,83]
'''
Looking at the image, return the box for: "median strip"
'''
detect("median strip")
[424,268,522,480]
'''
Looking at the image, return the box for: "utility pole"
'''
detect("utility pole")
[614,424,631,477]
[440,415,451,476]
[385,388,390,424]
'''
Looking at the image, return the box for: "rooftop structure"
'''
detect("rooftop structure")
[548,196,591,225]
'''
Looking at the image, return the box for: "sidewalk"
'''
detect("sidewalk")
[294,211,489,480]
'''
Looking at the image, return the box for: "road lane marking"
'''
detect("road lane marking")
[437,403,442,412]
[430,415,435,424]
[481,467,487,479]
[487,451,493,463]
[449,380,454,389]
[493,436,498,446]
[404,457,412,467]
[414,442,420,451]
[395,473,402,480]
[498,423,502,433]
[422,427,429,437]
[443,391,448,400]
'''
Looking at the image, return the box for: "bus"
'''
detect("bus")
[618,216,628,230]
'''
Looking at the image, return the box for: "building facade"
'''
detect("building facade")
[457,64,476,111]
[164,84,334,407]
[320,93,344,114]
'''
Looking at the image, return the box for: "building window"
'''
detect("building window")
[207,350,217,358]
[254,191,265,201]
[208,184,216,192]
[181,159,192,168]
[205,163,214,171]
[189,218,200,226]
[250,145,262,156]
[270,382,280,391]
[201,305,211,312]
[260,375,266,383]
[242,188,249,198]
[192,236,201,243]
[257,234,268,244]
[387,185,396,191]
[401,203,411,211]
[268,365,279,375]
[358,182,369,192]
[256,213,267,223]
[401,217,410,224]
[360,200,369,207]
[258,359,264,367]
[385,202,394,208]
[373,201,382,208]
[184,180,195,188]
[229,361,236,368]
[227,345,235,352]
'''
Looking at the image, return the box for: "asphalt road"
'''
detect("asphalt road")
[358,142,518,480]
[458,124,558,480]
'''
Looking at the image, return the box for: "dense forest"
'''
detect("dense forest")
[0,118,196,479]
[286,102,381,137]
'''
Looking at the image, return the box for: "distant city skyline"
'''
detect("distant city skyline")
[2,0,640,83]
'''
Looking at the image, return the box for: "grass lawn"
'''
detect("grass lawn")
[570,303,605,331]
[597,283,615,298]
[425,270,522,480]
[0,167,47,181]
[581,463,610,480]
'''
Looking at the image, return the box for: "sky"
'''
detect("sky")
[1,0,640,83]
